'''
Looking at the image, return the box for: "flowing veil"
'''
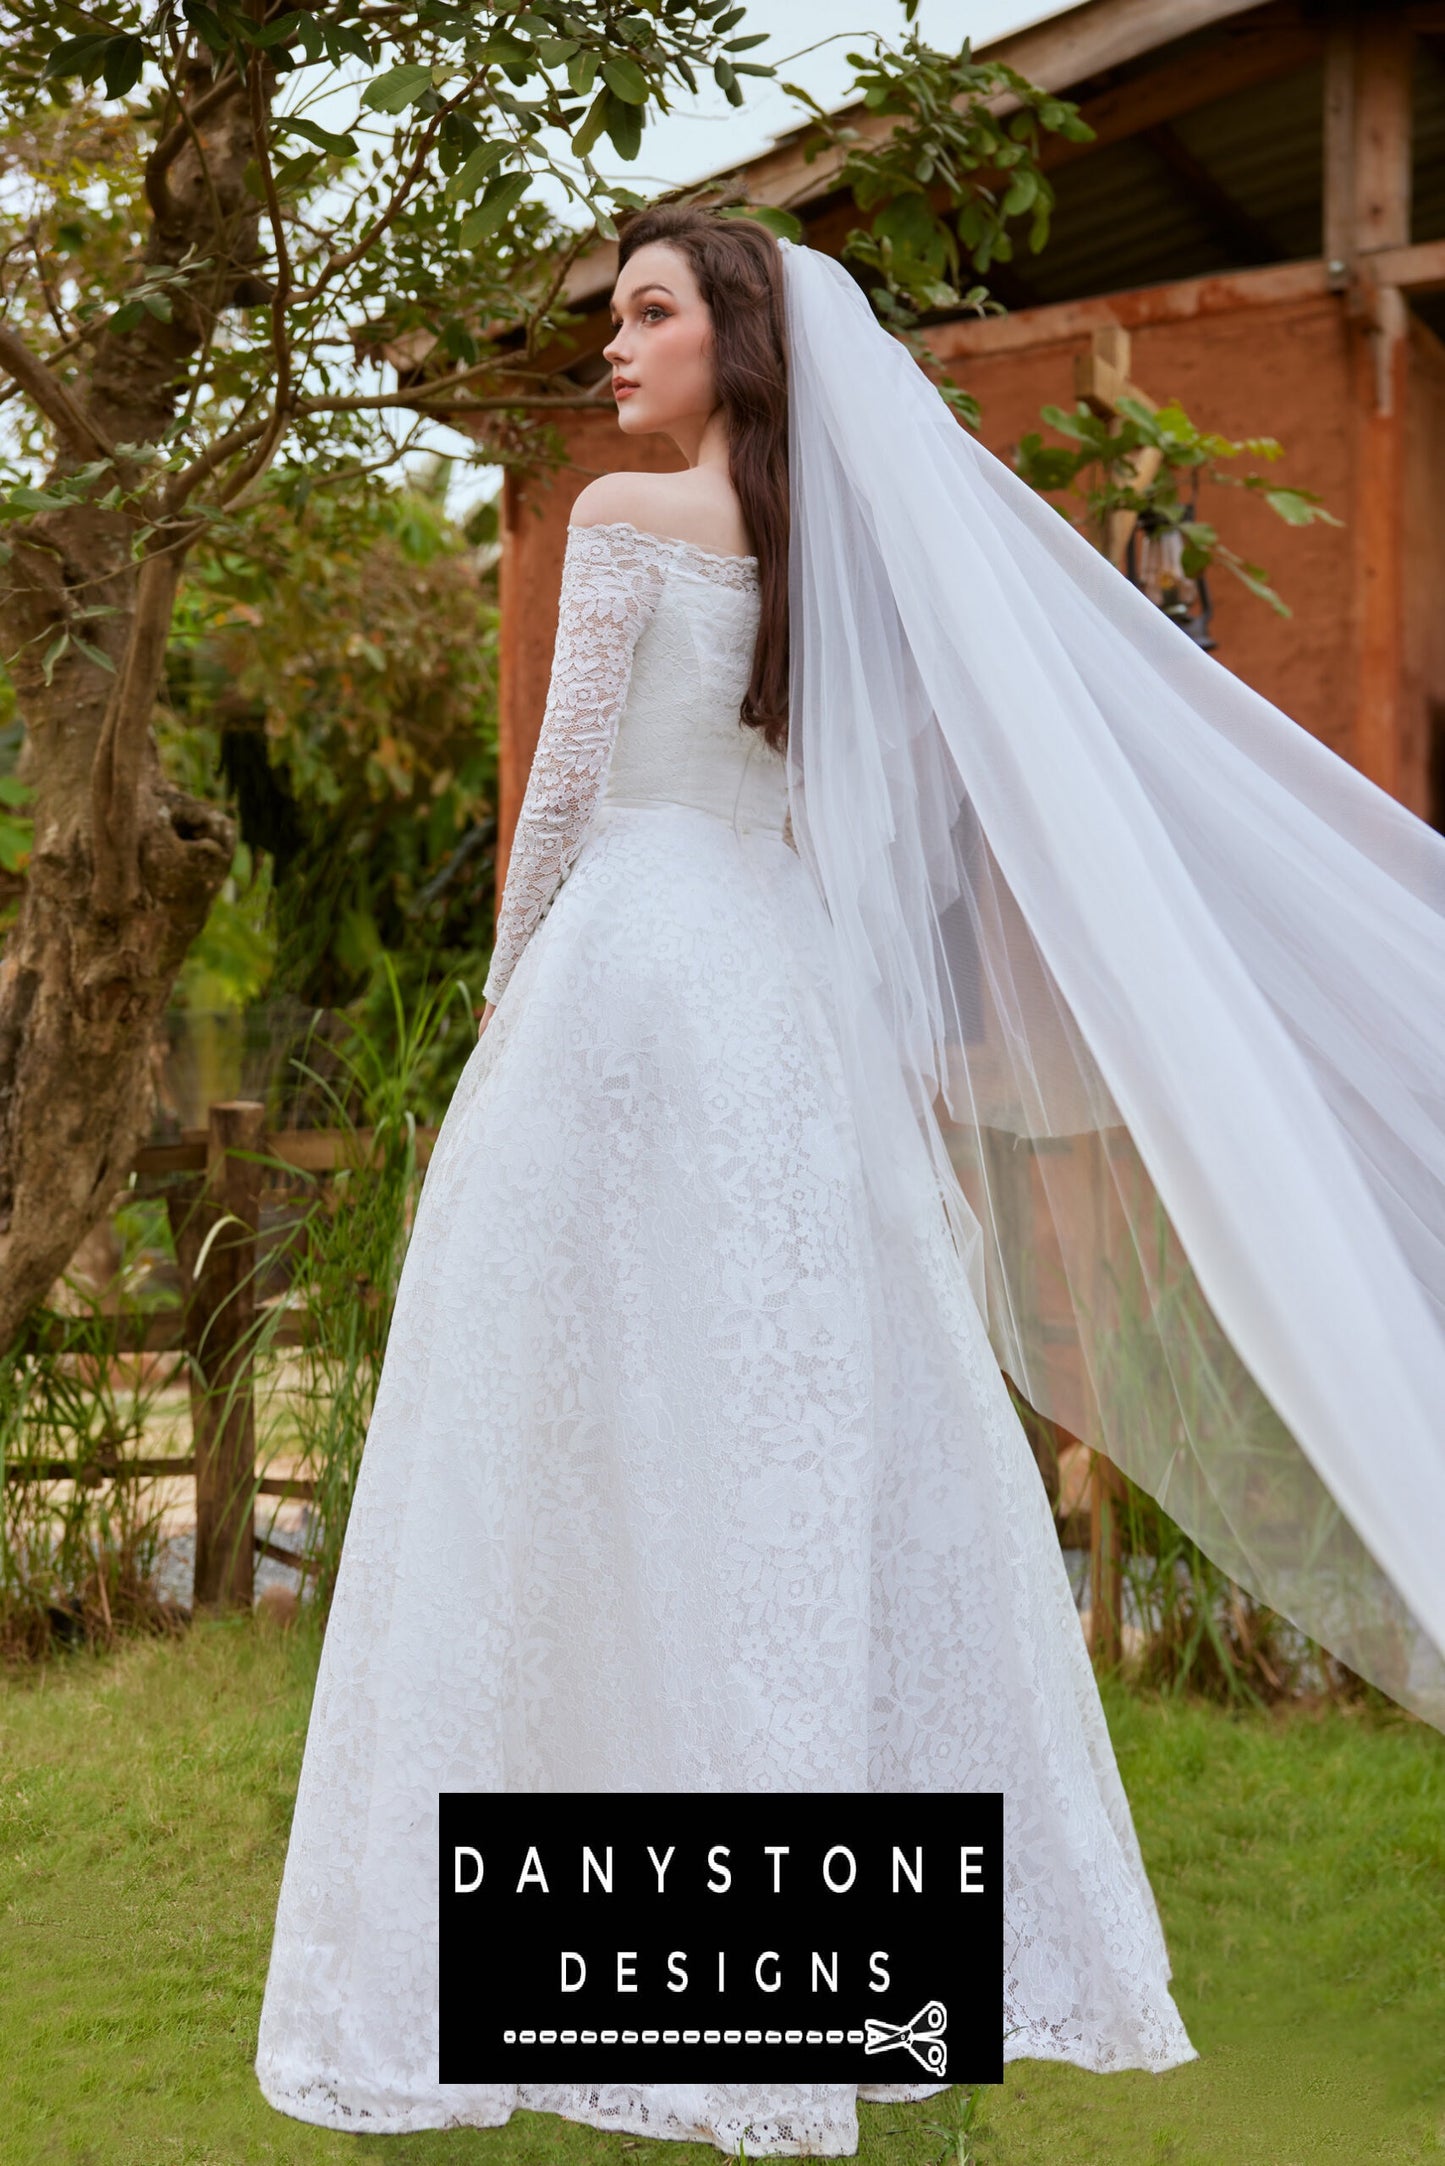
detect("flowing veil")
[776,235,1445,1732]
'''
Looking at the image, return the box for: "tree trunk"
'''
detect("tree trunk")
[0,59,271,1347]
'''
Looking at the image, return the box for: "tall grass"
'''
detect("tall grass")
[267,958,473,1609]
[1089,1193,1394,1719]
[0,1200,185,1659]
[0,963,470,1657]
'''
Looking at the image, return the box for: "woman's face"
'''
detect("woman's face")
[602,242,717,440]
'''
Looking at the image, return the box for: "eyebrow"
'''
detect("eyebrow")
[609,283,675,317]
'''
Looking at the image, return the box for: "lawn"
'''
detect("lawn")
[1,1618,1441,2166]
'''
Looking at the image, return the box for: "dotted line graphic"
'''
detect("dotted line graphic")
[503,2027,870,2046]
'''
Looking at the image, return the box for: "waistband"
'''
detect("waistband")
[596,793,788,839]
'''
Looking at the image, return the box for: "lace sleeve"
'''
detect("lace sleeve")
[482,524,667,1007]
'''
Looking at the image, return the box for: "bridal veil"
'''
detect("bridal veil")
[776,235,1445,1732]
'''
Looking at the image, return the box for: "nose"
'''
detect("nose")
[603,329,626,367]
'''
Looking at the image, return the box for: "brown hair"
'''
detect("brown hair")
[614,203,790,752]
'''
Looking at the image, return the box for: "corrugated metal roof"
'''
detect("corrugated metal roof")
[918,16,1445,321]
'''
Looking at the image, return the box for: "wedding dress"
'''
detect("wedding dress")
[254,515,1197,2157]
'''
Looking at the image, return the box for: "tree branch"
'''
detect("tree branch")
[0,324,114,460]
[146,67,242,204]
[295,74,492,301]
[163,373,609,512]
[218,55,294,505]
[89,538,195,918]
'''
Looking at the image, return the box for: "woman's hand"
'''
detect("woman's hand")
[477,1000,496,1040]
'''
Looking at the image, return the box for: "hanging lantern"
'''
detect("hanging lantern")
[1125,510,1216,651]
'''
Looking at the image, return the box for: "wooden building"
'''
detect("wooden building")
[484,0,1445,895]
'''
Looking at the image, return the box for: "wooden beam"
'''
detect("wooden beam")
[133,1123,439,1176]
[924,259,1332,363]
[1354,14,1413,252]
[1141,120,1281,264]
[1323,23,1356,280]
[1368,238,1445,297]
[1039,12,1321,178]
[1352,283,1408,797]
[1323,13,1414,801]
[1073,328,1164,568]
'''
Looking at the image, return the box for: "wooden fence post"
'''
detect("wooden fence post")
[1088,1449,1127,1668]
[188,1100,265,1611]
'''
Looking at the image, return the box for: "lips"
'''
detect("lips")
[613,379,638,398]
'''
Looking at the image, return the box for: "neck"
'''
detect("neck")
[667,405,730,472]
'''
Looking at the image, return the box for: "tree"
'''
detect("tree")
[0,1,790,1345]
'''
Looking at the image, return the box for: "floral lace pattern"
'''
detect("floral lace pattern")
[256,529,1197,2158]
[483,521,768,1007]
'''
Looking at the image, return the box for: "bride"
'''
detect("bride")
[255,203,1445,2155]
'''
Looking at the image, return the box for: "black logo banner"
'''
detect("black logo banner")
[438,1792,1003,2085]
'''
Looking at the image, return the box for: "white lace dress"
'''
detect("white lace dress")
[254,519,1198,2156]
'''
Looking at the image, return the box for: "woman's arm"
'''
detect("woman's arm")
[478,521,667,1029]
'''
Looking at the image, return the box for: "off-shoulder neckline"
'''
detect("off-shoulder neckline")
[567,517,759,569]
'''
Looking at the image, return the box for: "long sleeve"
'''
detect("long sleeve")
[483,524,666,1007]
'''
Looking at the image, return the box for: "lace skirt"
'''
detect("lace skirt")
[254,801,1197,2157]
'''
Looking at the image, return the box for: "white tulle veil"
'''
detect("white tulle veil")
[775,234,1445,1732]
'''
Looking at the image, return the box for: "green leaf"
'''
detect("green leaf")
[361,63,434,113]
[457,171,529,245]
[102,33,146,97]
[938,382,981,430]
[183,2,230,56]
[41,633,70,686]
[1261,486,1336,527]
[603,90,643,158]
[567,50,598,96]
[444,139,507,201]
[142,290,173,321]
[717,203,803,244]
[713,56,743,106]
[41,33,114,84]
[110,299,146,333]
[0,775,34,808]
[71,635,116,673]
[571,83,609,157]
[601,54,647,104]
[249,12,307,49]
[277,115,358,156]
[1001,169,1037,217]
[323,18,373,66]
[477,32,533,65]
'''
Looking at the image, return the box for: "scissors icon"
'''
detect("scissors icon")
[862,1998,947,2077]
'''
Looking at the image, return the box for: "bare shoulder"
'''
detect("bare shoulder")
[569,471,752,558]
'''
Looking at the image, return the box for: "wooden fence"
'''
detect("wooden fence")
[7,1098,1125,1649]
[6,1100,436,1614]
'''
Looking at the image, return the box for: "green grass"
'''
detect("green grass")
[1,1622,1442,2166]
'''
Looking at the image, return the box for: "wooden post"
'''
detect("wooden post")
[1088,1450,1126,1667]
[187,1101,265,1611]
[1074,325,1163,568]
[1326,8,1414,798]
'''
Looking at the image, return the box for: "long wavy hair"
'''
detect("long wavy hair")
[614,204,790,752]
